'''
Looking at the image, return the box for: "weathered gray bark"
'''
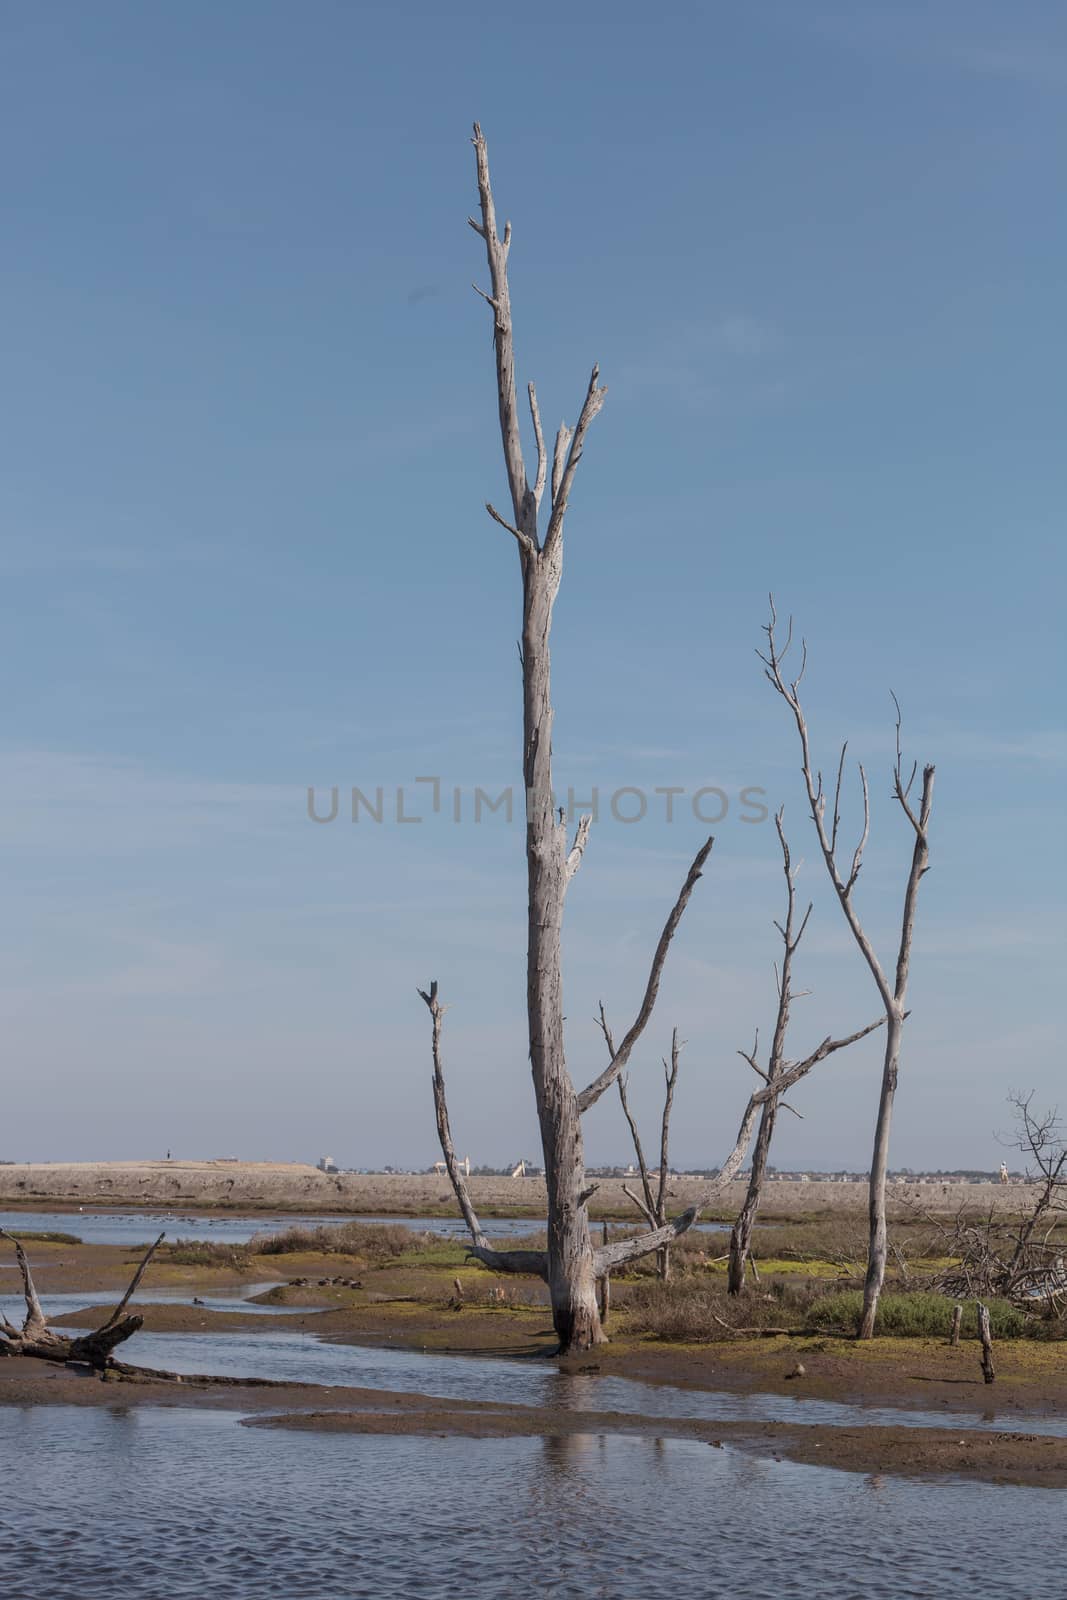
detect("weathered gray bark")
[0,1231,334,1388]
[728,812,812,1295]
[419,125,714,1352]
[760,602,934,1339]
[615,1026,681,1280]
[417,983,556,1280]
[976,1301,995,1383]
[597,1220,611,1325]
[0,1228,164,1368]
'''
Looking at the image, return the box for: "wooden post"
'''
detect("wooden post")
[976,1301,995,1383]
[597,1221,610,1326]
[949,1303,962,1346]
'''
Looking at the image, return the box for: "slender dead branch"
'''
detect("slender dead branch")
[656,1031,681,1221]
[542,366,608,560]
[617,1073,657,1222]
[551,422,573,505]
[486,500,537,556]
[614,1027,682,1278]
[621,1180,657,1227]
[702,1013,886,1207]
[0,1229,48,1337]
[577,838,714,1113]
[528,382,547,510]
[564,812,592,886]
[418,981,548,1279]
[471,121,534,543]
[99,1232,166,1332]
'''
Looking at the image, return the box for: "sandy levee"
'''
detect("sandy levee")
[0,1161,1042,1219]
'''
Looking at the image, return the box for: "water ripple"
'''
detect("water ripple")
[0,1406,1060,1600]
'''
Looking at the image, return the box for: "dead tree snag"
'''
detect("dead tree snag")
[760,600,935,1338]
[418,124,725,1353]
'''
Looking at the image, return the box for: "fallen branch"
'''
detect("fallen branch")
[0,1229,165,1370]
[418,982,549,1280]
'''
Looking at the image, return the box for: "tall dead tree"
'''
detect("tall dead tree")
[760,601,934,1338]
[417,125,721,1351]
[614,1025,682,1281]
[418,128,887,1353]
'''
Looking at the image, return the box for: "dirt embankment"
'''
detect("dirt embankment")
[0,1161,1038,1218]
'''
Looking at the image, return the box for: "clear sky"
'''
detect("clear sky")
[2,2,1063,1172]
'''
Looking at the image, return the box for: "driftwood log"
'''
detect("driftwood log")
[0,1230,315,1389]
[0,1228,164,1368]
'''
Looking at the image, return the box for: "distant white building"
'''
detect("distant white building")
[434,1156,470,1177]
[317,1155,338,1174]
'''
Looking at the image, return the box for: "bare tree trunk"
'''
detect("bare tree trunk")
[597,1221,610,1326]
[976,1301,995,1383]
[728,812,807,1295]
[728,1102,778,1295]
[523,559,604,1349]
[860,1012,902,1334]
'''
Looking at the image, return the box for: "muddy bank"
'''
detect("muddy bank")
[40,1294,1067,1426]
[0,1161,1040,1218]
[9,1236,1066,1421]
[247,1402,1067,1488]
[1,1358,1061,1488]
[315,1302,1067,1421]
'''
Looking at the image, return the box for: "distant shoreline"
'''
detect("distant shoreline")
[0,1161,1039,1219]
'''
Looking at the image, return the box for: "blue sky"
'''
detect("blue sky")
[1,1,1063,1170]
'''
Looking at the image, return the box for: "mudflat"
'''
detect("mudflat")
[2,1233,1065,1487]
[2,1355,1064,1490]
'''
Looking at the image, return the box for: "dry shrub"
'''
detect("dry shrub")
[624,1276,820,1341]
[159,1240,253,1271]
[250,1221,419,1264]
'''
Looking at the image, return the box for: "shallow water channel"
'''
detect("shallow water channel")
[0,1206,730,1246]
[22,1306,1067,1439]
[0,1403,1061,1599]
